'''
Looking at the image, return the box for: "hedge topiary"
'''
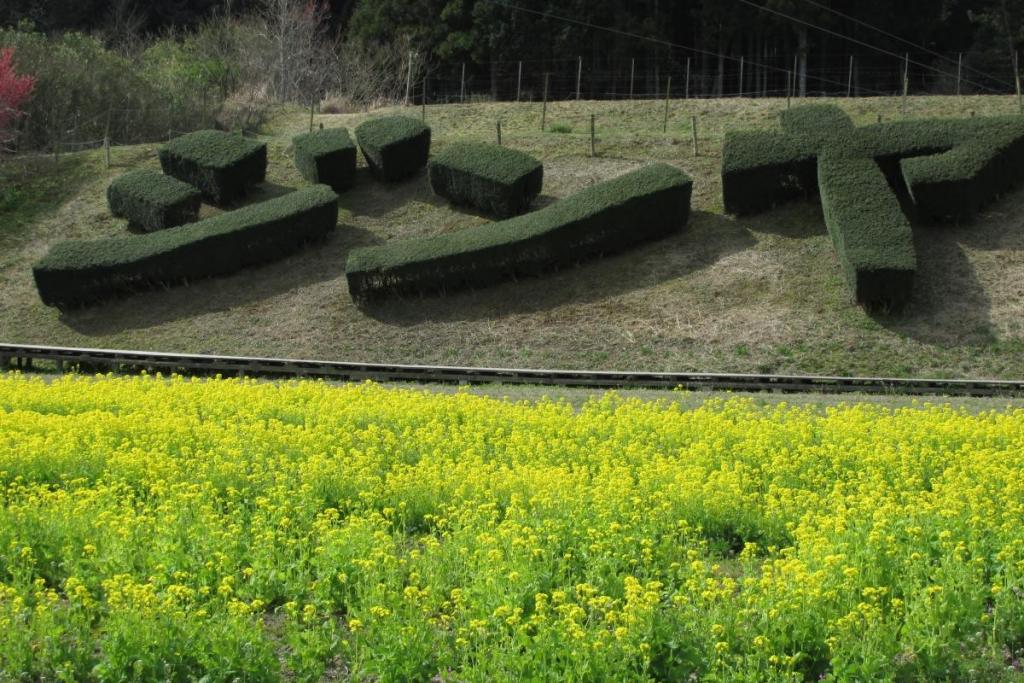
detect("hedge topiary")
[346,163,691,300]
[158,130,267,205]
[354,116,431,181]
[34,185,338,308]
[293,127,356,192]
[818,150,916,309]
[107,169,202,232]
[428,142,543,218]
[721,104,1024,307]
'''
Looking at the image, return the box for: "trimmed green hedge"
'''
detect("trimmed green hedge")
[354,116,431,181]
[723,105,1024,220]
[900,117,1024,222]
[107,170,201,232]
[428,142,543,218]
[158,130,267,206]
[293,127,356,192]
[34,185,338,309]
[817,150,916,309]
[346,163,691,300]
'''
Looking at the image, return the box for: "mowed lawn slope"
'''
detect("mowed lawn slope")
[1,96,1023,378]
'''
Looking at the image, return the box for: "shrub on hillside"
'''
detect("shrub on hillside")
[354,116,430,181]
[0,47,34,147]
[34,184,338,308]
[428,142,543,218]
[346,163,691,300]
[107,169,202,232]
[721,105,1024,307]
[158,130,267,205]
[817,150,916,309]
[293,127,356,192]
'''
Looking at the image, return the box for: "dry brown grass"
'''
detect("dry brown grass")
[1,96,1022,378]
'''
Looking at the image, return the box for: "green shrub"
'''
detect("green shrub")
[346,163,691,300]
[34,185,338,308]
[107,170,202,232]
[817,150,916,309]
[900,117,1024,222]
[428,142,543,218]
[293,127,356,192]
[549,123,573,134]
[722,105,1024,220]
[158,130,267,205]
[354,116,430,181]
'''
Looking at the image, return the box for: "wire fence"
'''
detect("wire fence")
[3,49,1022,168]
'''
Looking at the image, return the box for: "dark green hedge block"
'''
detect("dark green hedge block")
[346,163,691,300]
[158,130,267,205]
[34,185,338,309]
[780,104,854,147]
[900,117,1024,222]
[721,130,818,215]
[428,142,543,218]
[107,169,201,232]
[818,150,916,309]
[293,127,356,192]
[354,116,430,181]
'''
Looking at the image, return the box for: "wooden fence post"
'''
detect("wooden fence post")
[691,115,698,156]
[663,76,671,132]
[847,55,854,97]
[792,54,799,97]
[103,108,111,169]
[738,56,744,97]
[902,53,909,115]
[590,114,595,156]
[460,63,466,103]
[541,72,549,131]
[1015,51,1022,114]
[685,58,691,99]
[516,61,523,102]
[576,56,583,100]
[405,51,414,106]
[496,119,502,146]
[956,53,962,97]
[422,76,427,121]
[629,58,635,99]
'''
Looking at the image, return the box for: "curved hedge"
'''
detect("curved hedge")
[354,116,431,181]
[34,185,338,309]
[158,130,267,206]
[107,169,201,232]
[346,163,691,300]
[428,142,543,218]
[293,127,356,192]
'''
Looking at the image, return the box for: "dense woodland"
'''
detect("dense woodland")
[3,0,1024,151]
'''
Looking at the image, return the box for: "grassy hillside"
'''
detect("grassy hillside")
[1,96,1023,378]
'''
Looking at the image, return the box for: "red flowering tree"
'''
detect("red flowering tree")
[0,48,35,146]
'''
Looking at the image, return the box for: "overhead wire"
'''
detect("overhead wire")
[486,0,892,96]
[790,0,1014,88]
[734,0,1005,94]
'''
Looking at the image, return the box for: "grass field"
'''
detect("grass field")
[3,373,1024,681]
[1,96,1023,378]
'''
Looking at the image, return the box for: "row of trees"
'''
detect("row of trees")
[344,0,1024,99]
[3,0,1024,151]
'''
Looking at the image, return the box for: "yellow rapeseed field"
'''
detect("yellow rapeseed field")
[1,373,1024,681]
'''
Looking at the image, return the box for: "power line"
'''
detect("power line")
[486,0,892,96]
[735,0,1004,94]
[790,0,1013,88]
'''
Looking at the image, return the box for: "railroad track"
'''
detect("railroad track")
[1,342,1023,397]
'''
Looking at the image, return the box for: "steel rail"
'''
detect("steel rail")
[1,343,1022,397]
